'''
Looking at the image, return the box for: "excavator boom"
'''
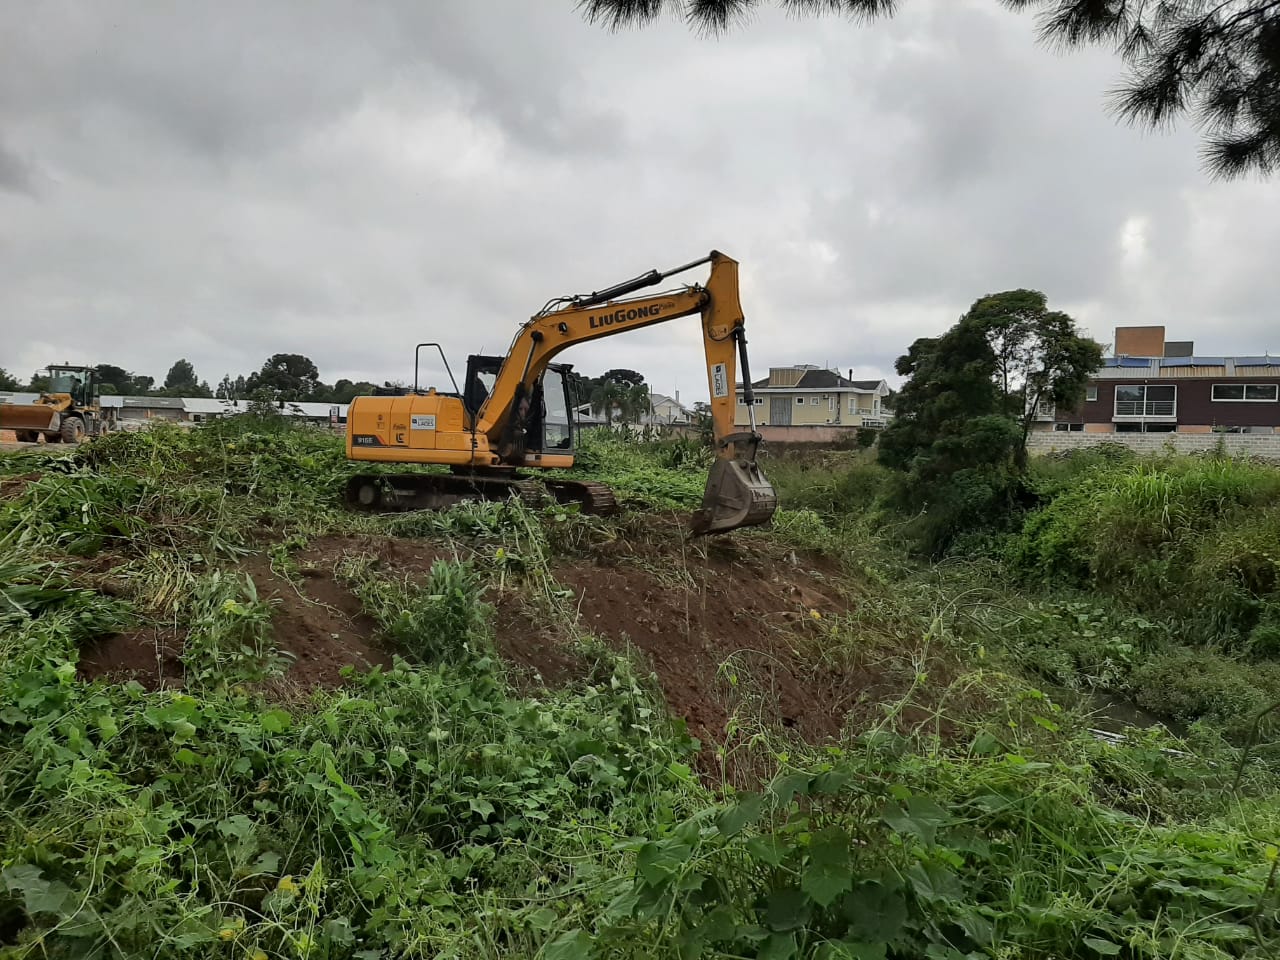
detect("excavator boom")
[344,251,777,535]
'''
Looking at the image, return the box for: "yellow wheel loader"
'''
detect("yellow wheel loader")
[0,365,103,444]
[344,250,778,535]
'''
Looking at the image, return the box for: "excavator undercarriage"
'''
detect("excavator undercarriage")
[344,470,618,515]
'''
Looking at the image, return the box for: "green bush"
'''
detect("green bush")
[1010,454,1280,646]
[1130,649,1280,738]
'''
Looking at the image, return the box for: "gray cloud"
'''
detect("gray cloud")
[0,138,33,194]
[0,0,1276,398]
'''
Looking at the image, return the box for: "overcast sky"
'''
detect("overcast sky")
[3,0,1278,402]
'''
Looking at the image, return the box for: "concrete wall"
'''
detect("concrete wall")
[1027,431,1280,460]
[758,424,871,444]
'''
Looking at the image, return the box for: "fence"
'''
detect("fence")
[1027,431,1280,461]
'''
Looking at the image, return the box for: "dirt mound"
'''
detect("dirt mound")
[241,546,391,688]
[78,536,403,690]
[484,525,937,783]
[554,560,844,742]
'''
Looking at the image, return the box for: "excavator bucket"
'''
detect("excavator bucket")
[691,457,778,536]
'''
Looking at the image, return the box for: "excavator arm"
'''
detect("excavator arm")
[476,251,775,533]
[479,252,754,456]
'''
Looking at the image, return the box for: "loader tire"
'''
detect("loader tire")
[60,417,85,444]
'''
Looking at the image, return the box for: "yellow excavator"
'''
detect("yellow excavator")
[344,250,777,535]
[0,364,102,443]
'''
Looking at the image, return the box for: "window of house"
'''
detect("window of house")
[1212,383,1278,401]
[795,397,804,405]
[1086,386,1098,402]
[1117,422,1174,433]
[1114,384,1176,416]
[849,397,858,413]
[753,398,764,406]
[1053,422,1084,432]
[828,396,835,412]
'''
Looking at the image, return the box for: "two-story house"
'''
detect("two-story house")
[644,391,691,426]
[1043,325,1280,435]
[735,365,892,429]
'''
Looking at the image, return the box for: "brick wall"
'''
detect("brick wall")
[1027,431,1280,460]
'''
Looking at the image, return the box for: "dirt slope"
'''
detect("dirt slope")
[77,525,950,781]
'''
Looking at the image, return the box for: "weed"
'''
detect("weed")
[341,555,492,663]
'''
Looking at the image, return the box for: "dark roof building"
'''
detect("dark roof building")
[1044,326,1280,435]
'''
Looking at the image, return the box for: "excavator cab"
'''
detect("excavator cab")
[465,355,576,458]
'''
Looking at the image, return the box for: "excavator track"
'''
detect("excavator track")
[343,472,618,516]
[542,479,618,516]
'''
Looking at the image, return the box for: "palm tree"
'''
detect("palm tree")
[577,0,1280,179]
[620,383,653,425]
[589,379,626,423]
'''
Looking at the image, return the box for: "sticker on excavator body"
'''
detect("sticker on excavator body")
[411,415,437,430]
[710,362,729,398]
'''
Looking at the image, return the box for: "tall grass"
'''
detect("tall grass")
[1011,453,1280,645]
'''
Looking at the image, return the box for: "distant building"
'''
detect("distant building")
[101,395,186,422]
[1040,325,1280,434]
[100,395,349,427]
[643,391,691,426]
[735,365,892,429]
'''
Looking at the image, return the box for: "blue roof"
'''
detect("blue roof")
[1104,357,1154,368]
[1159,356,1225,367]
[1234,356,1280,366]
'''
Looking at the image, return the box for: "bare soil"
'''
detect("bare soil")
[0,472,41,499]
[74,523,961,784]
[482,519,957,780]
[79,627,186,688]
[78,535,403,690]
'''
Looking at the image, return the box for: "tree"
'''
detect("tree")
[215,374,237,400]
[691,400,714,444]
[93,364,131,394]
[0,368,20,391]
[877,288,1100,552]
[621,382,653,424]
[329,379,377,404]
[589,378,627,423]
[164,359,199,392]
[964,289,1103,465]
[578,0,1280,178]
[245,354,321,401]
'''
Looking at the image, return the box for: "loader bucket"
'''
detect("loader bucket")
[0,403,59,434]
[691,457,778,535]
